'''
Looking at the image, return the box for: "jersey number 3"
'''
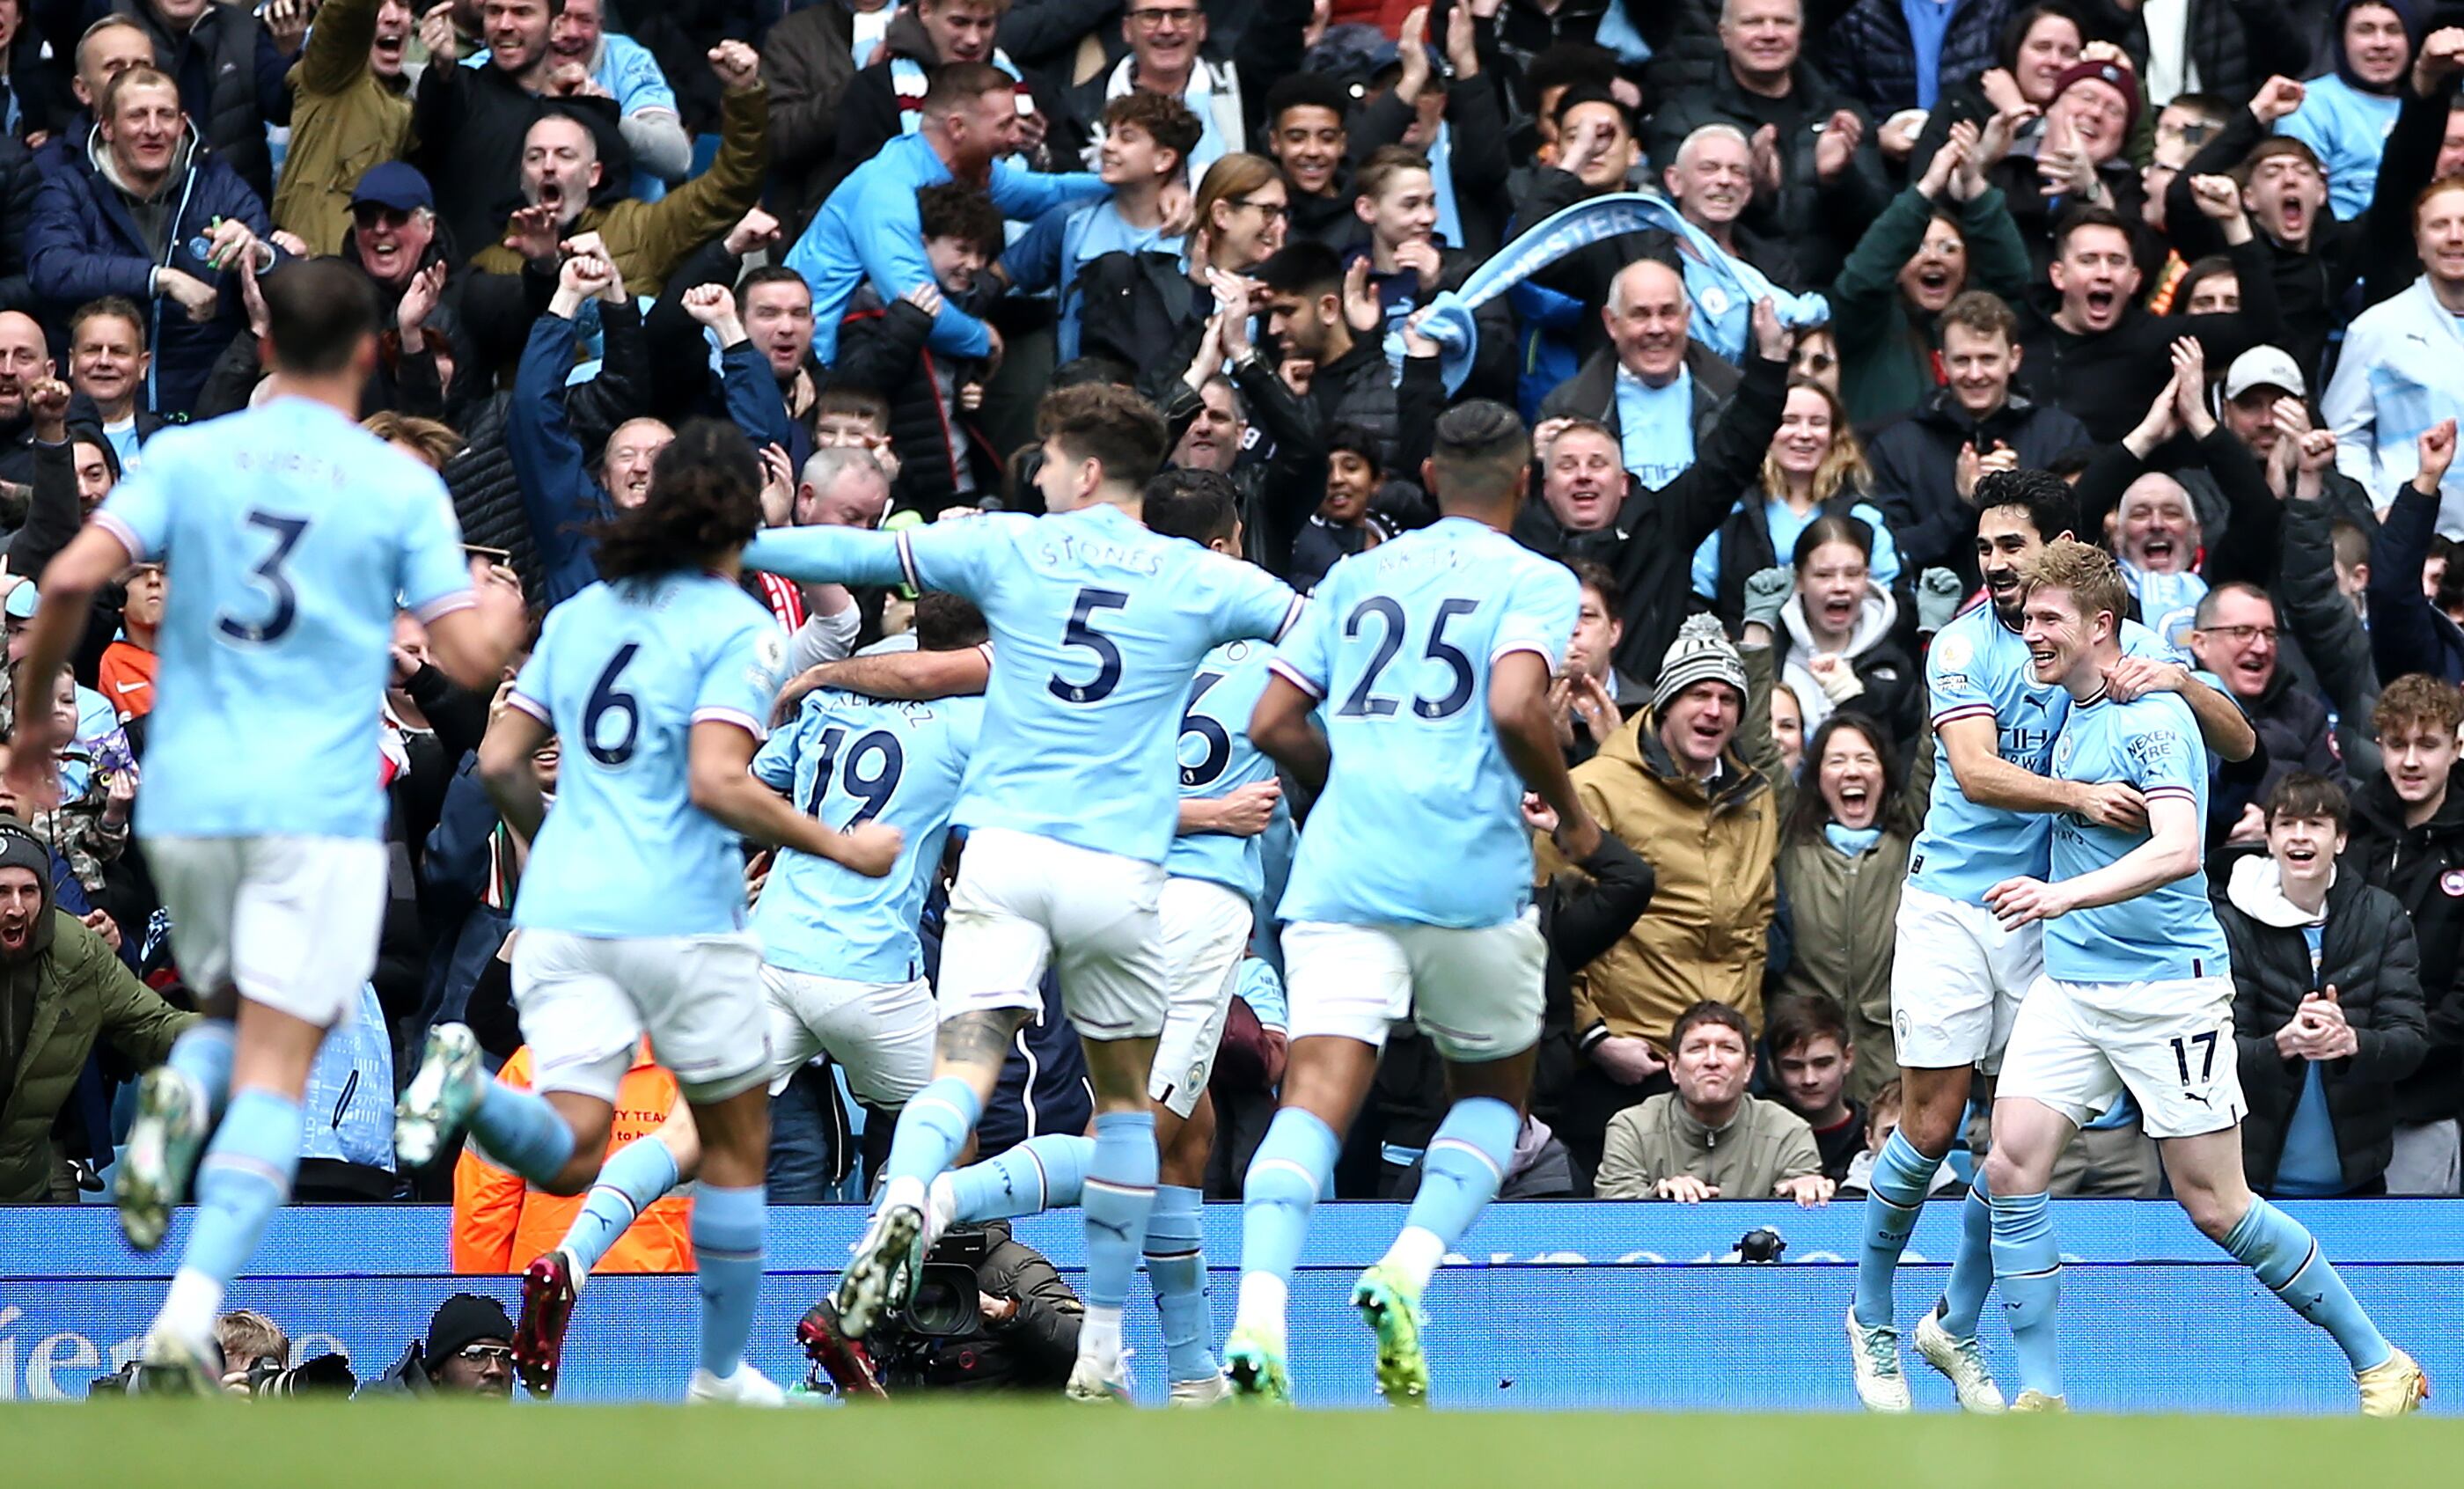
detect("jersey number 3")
[215,510,311,645]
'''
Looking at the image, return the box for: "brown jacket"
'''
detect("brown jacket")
[1538,644,1788,1051]
[274,0,416,255]
[469,80,771,297]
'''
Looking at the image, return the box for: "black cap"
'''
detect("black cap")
[424,1293,513,1363]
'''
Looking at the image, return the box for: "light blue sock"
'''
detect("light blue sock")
[1143,1183,1215,1383]
[1851,1129,1938,1331]
[1990,1191,2064,1400]
[1082,1111,1159,1314]
[2224,1198,2394,1373]
[165,1087,301,1337]
[690,1183,765,1379]
[1394,1097,1520,1279]
[1239,1108,1339,1287]
[562,1131,681,1273]
[885,1076,983,1191]
[467,1080,576,1184]
[165,1020,233,1122]
[1936,1170,1995,1339]
[945,1133,1092,1222]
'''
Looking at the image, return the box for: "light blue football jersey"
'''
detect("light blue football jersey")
[509,573,786,939]
[741,506,1302,864]
[1908,605,2172,906]
[1275,517,1580,929]
[751,688,982,983]
[2045,687,2231,984]
[1168,639,1276,900]
[92,399,473,840]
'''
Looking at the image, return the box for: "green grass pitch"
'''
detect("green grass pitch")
[9,1400,2461,1489]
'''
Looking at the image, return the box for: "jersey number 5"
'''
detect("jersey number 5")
[215,510,311,645]
[1048,586,1129,704]
[1338,597,1477,720]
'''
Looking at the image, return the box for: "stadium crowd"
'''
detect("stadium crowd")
[4,0,2464,1258]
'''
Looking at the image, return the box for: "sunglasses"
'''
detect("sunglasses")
[352,204,416,231]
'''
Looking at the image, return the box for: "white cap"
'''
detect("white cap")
[2222,345,2306,402]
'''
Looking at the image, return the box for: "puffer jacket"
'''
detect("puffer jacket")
[1536,644,1787,1051]
[272,0,415,254]
[1818,0,2015,116]
[2218,855,2428,1194]
[0,878,193,1202]
[26,124,275,418]
[2342,769,2464,1128]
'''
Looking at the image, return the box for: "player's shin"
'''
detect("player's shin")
[562,1128,686,1276]
[1990,1190,2065,1402]
[882,1075,986,1194]
[2225,1197,2395,1373]
[690,1183,766,1380]
[942,1132,1092,1222]
[1851,1129,1938,1331]
[1384,1096,1519,1287]
[1080,1109,1161,1366]
[468,1081,580,1184]
[1937,1169,1996,1338]
[1235,1108,1340,1339]
[153,1087,303,1346]
[1145,1183,1215,1383]
[165,1019,235,1123]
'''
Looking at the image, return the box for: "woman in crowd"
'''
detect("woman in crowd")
[1694,381,1903,632]
[1756,516,1921,746]
[1772,711,1926,1100]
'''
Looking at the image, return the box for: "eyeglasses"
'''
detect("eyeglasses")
[455,1344,515,1365]
[352,204,415,230]
[1232,197,1289,223]
[2196,624,2278,644]
[1126,5,1199,25]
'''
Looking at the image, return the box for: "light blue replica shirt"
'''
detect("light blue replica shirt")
[752,689,981,983]
[509,573,785,939]
[1909,605,2169,906]
[785,133,1104,363]
[743,507,1302,864]
[1273,517,1579,928]
[2045,687,2232,984]
[93,398,473,841]
[1614,365,1695,490]
[1167,638,1276,900]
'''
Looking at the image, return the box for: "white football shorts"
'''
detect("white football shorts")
[1148,876,1253,1119]
[1995,973,2245,1141]
[1283,911,1545,1062]
[761,965,935,1108]
[1891,882,2043,1074]
[511,928,768,1104]
[937,826,1169,1040]
[145,834,387,1029]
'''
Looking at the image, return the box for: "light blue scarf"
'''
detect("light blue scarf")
[1409,193,1829,392]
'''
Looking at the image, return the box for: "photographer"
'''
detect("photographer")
[801,1221,1081,1397]
[92,1310,355,1397]
[359,1295,517,1399]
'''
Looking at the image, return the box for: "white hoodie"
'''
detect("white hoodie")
[2225,852,2331,930]
[1780,583,1901,735]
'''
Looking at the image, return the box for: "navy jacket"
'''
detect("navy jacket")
[26,128,275,418]
[510,306,796,606]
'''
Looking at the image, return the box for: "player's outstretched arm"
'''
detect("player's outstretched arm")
[770,644,992,723]
[739,524,910,589]
[686,719,905,877]
[1492,650,1602,861]
[1248,673,1331,794]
